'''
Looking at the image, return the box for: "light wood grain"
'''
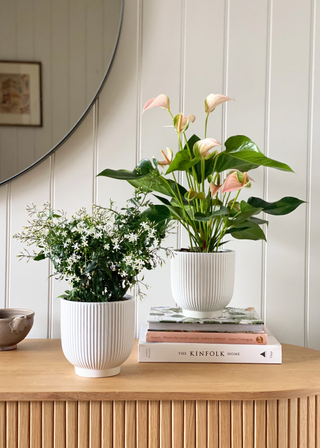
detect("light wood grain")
[7,401,18,448]
[18,401,30,448]
[255,401,266,448]
[160,401,171,448]
[308,396,316,448]
[278,399,288,448]
[219,401,230,448]
[30,402,41,448]
[0,402,5,448]
[289,399,298,448]
[231,401,242,448]
[299,397,307,448]
[195,401,206,448]
[66,401,77,448]
[78,402,89,448]
[149,401,160,448]
[54,401,66,448]
[137,401,148,448]
[316,395,320,448]
[113,401,125,448]
[125,401,136,448]
[42,402,54,448]
[267,400,277,448]
[243,401,253,448]
[2,340,320,401]
[172,401,183,448]
[207,401,218,448]
[184,401,195,448]
[101,401,112,448]
[90,401,101,448]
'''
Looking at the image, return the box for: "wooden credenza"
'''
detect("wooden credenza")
[0,339,320,447]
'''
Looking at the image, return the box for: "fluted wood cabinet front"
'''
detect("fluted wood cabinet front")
[1,340,320,447]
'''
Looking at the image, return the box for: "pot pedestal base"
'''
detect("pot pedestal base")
[182,308,225,319]
[75,366,121,378]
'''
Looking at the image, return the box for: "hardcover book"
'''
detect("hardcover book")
[139,326,281,364]
[147,306,264,333]
[146,330,267,345]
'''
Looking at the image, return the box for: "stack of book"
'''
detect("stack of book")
[138,306,282,364]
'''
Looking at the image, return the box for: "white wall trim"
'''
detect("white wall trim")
[4,183,12,308]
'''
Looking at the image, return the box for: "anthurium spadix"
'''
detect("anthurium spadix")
[158,148,173,166]
[98,91,304,253]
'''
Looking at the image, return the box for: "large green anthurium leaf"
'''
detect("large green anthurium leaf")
[226,221,266,241]
[249,216,269,226]
[166,149,200,174]
[128,174,188,199]
[214,153,259,173]
[247,196,305,215]
[141,205,173,232]
[153,195,185,221]
[216,135,294,173]
[228,206,263,226]
[194,207,229,222]
[98,158,155,180]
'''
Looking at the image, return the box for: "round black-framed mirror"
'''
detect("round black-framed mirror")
[0,0,124,186]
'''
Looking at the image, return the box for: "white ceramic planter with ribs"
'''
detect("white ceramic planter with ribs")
[60,296,135,377]
[171,250,236,318]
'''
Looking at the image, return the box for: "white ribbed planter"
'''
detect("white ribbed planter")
[171,250,235,318]
[60,296,135,378]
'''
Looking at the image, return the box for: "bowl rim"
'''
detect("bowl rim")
[0,308,35,321]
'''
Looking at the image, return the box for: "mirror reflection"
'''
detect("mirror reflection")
[0,0,122,184]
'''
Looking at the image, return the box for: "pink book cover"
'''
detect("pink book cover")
[146,330,267,345]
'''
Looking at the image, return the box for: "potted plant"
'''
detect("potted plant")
[14,192,171,376]
[98,92,304,318]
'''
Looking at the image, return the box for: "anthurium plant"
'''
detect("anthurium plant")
[98,93,304,253]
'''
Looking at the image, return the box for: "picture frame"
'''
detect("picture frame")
[0,61,42,127]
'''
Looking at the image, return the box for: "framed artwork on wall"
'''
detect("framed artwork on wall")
[0,61,42,127]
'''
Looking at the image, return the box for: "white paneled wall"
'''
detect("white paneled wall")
[0,0,318,348]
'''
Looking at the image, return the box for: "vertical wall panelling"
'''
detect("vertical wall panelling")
[97,0,139,334]
[261,0,274,325]
[69,0,87,129]
[10,158,51,337]
[226,0,268,314]
[0,2,18,182]
[138,0,183,332]
[52,110,94,338]
[16,0,36,175]
[183,0,225,250]
[34,0,53,161]
[304,0,316,348]
[0,186,6,307]
[0,0,319,345]
[86,0,104,106]
[51,0,70,146]
[309,0,320,350]
[267,0,310,345]
[4,184,11,308]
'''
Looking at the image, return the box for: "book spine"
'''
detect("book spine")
[138,341,281,364]
[146,331,267,345]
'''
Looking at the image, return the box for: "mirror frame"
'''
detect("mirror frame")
[0,0,124,186]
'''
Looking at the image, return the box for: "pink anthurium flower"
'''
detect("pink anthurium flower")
[193,138,221,158]
[222,171,253,193]
[204,94,235,114]
[158,147,173,166]
[143,94,170,113]
[210,182,223,196]
[173,113,196,133]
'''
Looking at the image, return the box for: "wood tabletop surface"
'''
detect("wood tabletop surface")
[0,339,320,401]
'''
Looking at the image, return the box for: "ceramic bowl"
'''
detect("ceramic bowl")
[0,308,35,351]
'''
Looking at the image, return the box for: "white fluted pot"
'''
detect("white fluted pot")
[60,296,135,378]
[171,250,235,318]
